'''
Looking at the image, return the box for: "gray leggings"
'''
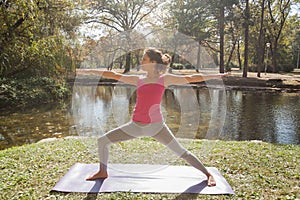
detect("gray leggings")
[97,121,209,176]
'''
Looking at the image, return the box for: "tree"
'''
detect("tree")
[243,0,250,77]
[207,0,239,73]
[266,0,292,72]
[257,0,266,77]
[86,0,158,73]
[169,0,214,72]
[219,1,225,73]
[166,0,298,75]
[0,0,82,78]
[235,0,298,74]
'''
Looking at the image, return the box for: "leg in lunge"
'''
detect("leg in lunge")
[152,124,216,187]
[86,135,110,180]
[86,125,135,180]
[180,151,216,186]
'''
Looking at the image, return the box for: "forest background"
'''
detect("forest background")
[1,0,299,108]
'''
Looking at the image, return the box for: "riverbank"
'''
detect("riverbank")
[0,137,299,199]
[165,68,300,92]
[222,68,300,92]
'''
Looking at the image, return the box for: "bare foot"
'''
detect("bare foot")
[207,173,216,187]
[86,170,108,181]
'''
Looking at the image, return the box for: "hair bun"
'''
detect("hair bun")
[161,54,171,65]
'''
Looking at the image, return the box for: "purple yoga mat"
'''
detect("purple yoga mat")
[52,163,234,194]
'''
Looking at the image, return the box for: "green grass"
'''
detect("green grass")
[0,138,299,200]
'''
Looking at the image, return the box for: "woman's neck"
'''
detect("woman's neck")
[146,73,160,80]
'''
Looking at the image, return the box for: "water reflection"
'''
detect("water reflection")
[1,86,299,150]
[222,91,300,144]
[0,104,74,149]
[71,85,299,145]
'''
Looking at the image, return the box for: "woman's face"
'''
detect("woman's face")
[141,53,155,72]
[141,53,152,65]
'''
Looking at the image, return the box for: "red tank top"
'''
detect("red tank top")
[132,76,165,124]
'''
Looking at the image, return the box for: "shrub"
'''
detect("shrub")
[278,64,294,72]
[185,64,195,69]
[0,77,71,109]
[171,63,184,70]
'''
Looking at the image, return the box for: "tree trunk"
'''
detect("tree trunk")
[237,40,242,69]
[243,0,250,78]
[257,0,265,78]
[271,41,278,73]
[196,42,201,73]
[123,52,131,73]
[123,30,132,73]
[266,0,291,73]
[219,3,225,73]
[225,40,236,71]
[135,51,140,71]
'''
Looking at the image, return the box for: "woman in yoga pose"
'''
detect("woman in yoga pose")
[77,48,227,187]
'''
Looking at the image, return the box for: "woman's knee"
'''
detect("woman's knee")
[180,150,192,159]
[98,135,111,147]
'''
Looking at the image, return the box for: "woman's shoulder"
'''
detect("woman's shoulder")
[162,73,190,87]
[160,74,179,82]
[116,74,140,86]
[161,73,178,79]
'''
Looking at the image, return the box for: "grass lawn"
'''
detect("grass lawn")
[0,138,299,199]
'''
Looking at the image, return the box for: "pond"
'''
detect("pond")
[1,85,299,150]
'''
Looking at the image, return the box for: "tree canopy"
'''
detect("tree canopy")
[1,0,299,78]
[0,0,82,78]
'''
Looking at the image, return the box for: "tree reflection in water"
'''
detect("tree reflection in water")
[1,86,299,150]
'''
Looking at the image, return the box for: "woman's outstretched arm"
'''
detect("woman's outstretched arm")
[164,73,228,87]
[76,69,139,86]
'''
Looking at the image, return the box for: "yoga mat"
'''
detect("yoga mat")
[52,163,234,194]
